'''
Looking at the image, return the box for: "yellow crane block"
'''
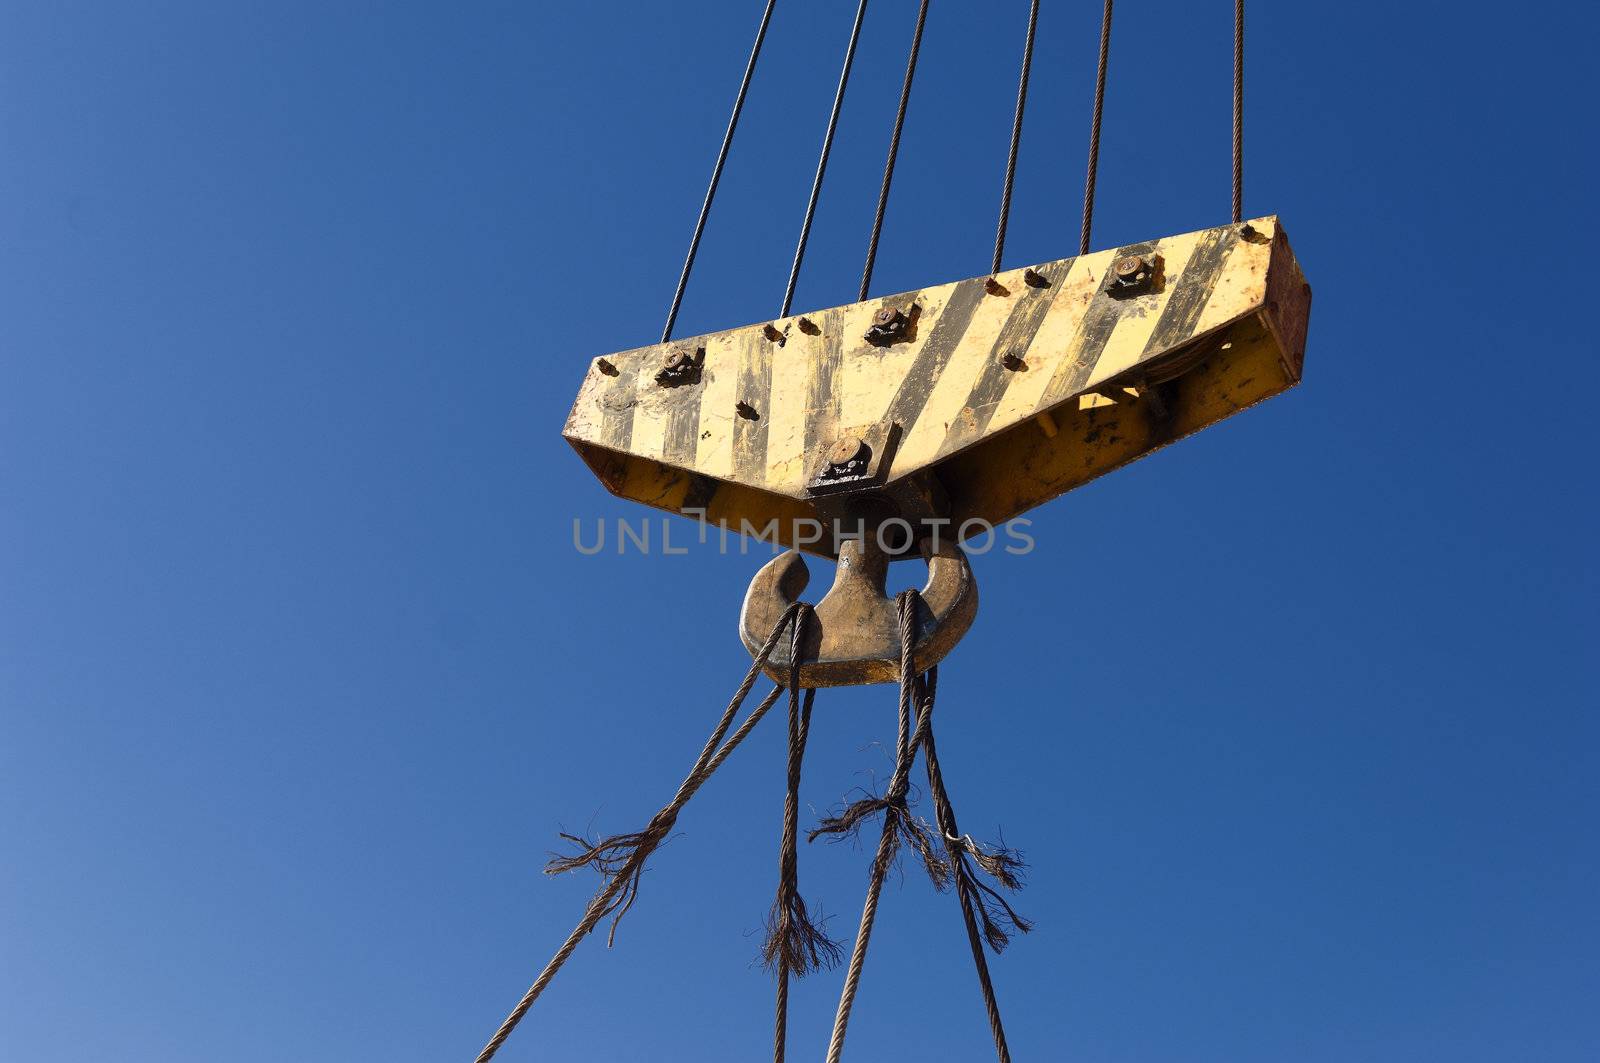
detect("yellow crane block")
[565,216,1310,554]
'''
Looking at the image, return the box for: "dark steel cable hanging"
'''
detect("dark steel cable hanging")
[1078,0,1113,256]
[923,676,1024,1063]
[661,0,779,343]
[859,0,932,301]
[472,605,805,1063]
[820,594,929,1063]
[991,0,1041,277]
[814,593,1028,1063]
[780,0,871,319]
[768,609,833,1063]
[1232,0,1244,223]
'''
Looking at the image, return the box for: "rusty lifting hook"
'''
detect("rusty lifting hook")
[739,534,978,688]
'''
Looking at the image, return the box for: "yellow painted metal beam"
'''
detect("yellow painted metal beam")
[565,216,1311,554]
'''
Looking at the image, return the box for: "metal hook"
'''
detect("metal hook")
[739,534,978,687]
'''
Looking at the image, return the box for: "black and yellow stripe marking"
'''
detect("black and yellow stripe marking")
[936,257,1075,459]
[803,307,845,460]
[600,349,642,452]
[1036,242,1153,411]
[565,218,1288,512]
[662,370,704,467]
[879,277,989,441]
[733,329,772,483]
[1142,226,1240,358]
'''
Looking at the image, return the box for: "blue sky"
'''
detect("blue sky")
[2,2,1596,1061]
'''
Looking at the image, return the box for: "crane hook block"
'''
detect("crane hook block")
[740,535,977,687]
[565,217,1311,556]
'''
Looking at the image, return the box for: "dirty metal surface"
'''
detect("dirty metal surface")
[565,216,1311,555]
[739,537,977,687]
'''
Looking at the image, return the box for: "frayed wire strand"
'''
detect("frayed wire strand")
[769,606,841,1063]
[475,603,804,1063]
[921,672,1028,1061]
[821,591,941,1063]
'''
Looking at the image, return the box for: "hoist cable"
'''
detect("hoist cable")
[991,0,1041,276]
[858,0,931,301]
[780,0,871,319]
[1232,0,1244,223]
[1078,0,1113,256]
[473,603,804,1063]
[662,0,778,344]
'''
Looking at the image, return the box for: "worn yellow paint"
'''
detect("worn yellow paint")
[836,286,940,430]
[1195,225,1272,335]
[991,250,1105,426]
[694,330,739,480]
[623,346,677,464]
[564,216,1311,555]
[1088,227,1207,384]
[896,269,1026,470]
[763,319,815,494]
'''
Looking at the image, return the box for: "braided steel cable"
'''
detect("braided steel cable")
[923,678,1021,1063]
[822,592,925,1063]
[771,607,833,1063]
[815,595,1028,1063]
[991,0,1041,276]
[662,0,779,343]
[1079,0,1113,256]
[473,603,804,1063]
[781,0,871,319]
[859,0,931,301]
[1233,0,1244,222]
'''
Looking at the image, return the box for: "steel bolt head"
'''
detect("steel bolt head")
[828,435,867,466]
[1114,255,1145,278]
[663,349,690,370]
[864,306,909,344]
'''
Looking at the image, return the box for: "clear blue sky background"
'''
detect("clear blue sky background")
[3,3,1596,1061]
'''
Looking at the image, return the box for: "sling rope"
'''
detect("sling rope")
[767,607,837,1063]
[1078,0,1113,256]
[1232,0,1244,223]
[808,592,1028,1063]
[781,0,871,319]
[859,0,932,301]
[818,593,935,1063]
[478,590,1028,1062]
[662,0,778,343]
[923,668,1030,1062]
[474,602,805,1063]
[991,0,1041,276]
